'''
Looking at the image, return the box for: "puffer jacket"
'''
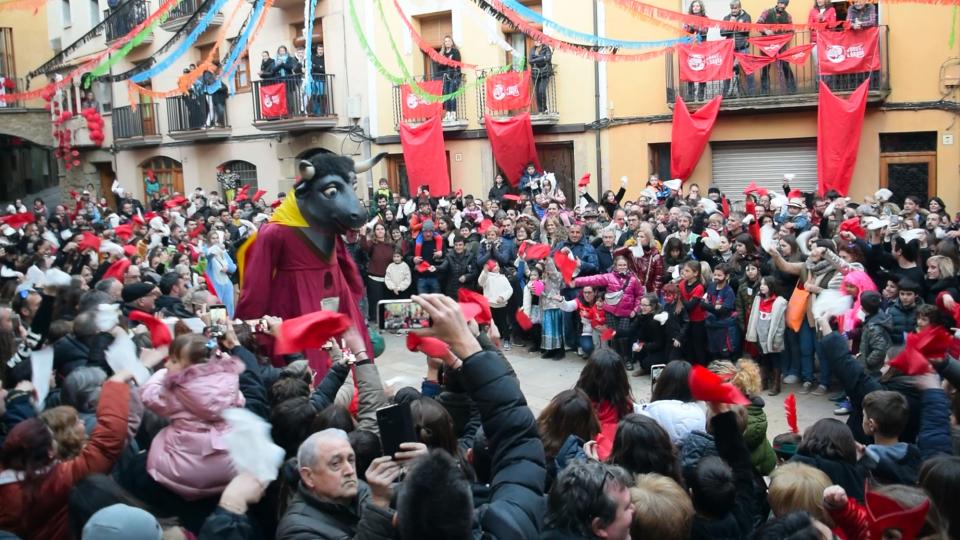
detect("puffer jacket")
[735,277,760,334]
[885,299,921,345]
[858,312,894,375]
[277,482,373,540]
[639,399,706,443]
[574,271,645,317]
[53,334,90,383]
[744,397,777,476]
[141,358,245,500]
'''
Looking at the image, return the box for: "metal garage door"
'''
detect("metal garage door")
[710,139,818,202]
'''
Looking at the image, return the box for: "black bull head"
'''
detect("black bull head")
[294,152,387,234]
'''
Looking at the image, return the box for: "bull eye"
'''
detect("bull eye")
[323,186,338,198]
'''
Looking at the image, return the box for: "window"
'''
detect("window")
[649,143,671,182]
[291,22,322,50]
[414,12,452,78]
[62,0,72,27]
[880,132,937,153]
[140,156,183,195]
[220,161,258,197]
[90,0,100,25]
[233,52,251,92]
[502,2,539,68]
[0,28,15,80]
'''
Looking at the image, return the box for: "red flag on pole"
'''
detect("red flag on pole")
[484,70,531,112]
[400,80,444,121]
[259,83,288,118]
[484,112,541,187]
[678,39,734,83]
[670,95,723,180]
[748,34,794,57]
[817,79,869,196]
[817,28,881,74]
[399,115,450,196]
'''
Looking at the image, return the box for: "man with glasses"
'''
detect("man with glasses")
[722,1,755,97]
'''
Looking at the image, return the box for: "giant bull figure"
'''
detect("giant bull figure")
[236,152,386,374]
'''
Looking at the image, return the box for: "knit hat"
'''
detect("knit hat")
[121,282,157,304]
[81,504,162,540]
[421,219,435,232]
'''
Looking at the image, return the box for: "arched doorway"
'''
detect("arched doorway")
[218,160,258,201]
[139,156,183,196]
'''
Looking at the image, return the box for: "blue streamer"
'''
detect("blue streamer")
[500,0,690,48]
[131,0,233,83]
[222,0,266,94]
[303,0,317,96]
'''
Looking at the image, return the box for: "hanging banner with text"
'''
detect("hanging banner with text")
[817,79,869,196]
[399,115,451,196]
[671,94,723,180]
[678,39,734,83]
[817,28,881,74]
[400,80,444,121]
[259,83,288,118]
[484,112,541,187]
[485,69,531,112]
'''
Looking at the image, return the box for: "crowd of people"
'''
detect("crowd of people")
[0,163,959,540]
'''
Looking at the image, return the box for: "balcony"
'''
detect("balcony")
[477,67,559,126]
[665,26,890,112]
[112,104,162,147]
[250,75,338,132]
[392,73,469,131]
[160,0,224,33]
[104,0,153,47]
[165,95,231,141]
[0,76,25,109]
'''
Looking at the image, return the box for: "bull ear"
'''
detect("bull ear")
[353,152,388,174]
[298,160,316,181]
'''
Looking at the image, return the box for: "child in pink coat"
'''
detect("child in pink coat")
[141,334,245,500]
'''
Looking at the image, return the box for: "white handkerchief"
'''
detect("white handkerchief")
[31,347,54,410]
[105,333,151,385]
[223,408,286,483]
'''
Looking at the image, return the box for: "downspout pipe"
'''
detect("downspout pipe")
[592,0,603,199]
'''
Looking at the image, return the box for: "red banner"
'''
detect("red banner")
[749,34,794,57]
[778,44,815,65]
[671,95,722,180]
[817,80,869,196]
[734,53,776,75]
[484,112,541,187]
[400,80,444,121]
[485,70,531,112]
[399,115,450,196]
[259,83,288,118]
[817,28,881,74]
[678,39,734,83]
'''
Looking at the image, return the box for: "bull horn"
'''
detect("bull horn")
[298,160,316,181]
[353,152,388,174]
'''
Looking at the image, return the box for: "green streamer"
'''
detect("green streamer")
[951,5,958,49]
[88,11,170,81]
[348,0,510,103]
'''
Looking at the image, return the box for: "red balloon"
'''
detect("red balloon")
[72,160,80,166]
[71,150,79,156]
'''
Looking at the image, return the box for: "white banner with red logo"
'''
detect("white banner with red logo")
[678,40,734,83]
[485,70,531,112]
[817,28,881,75]
[259,83,288,118]
[400,80,444,121]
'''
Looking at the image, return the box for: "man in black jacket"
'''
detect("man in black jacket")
[354,294,547,540]
[438,236,475,298]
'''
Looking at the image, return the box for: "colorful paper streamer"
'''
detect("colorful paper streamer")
[303,0,318,95]
[500,0,690,48]
[392,0,478,70]
[131,0,233,83]
[222,0,275,94]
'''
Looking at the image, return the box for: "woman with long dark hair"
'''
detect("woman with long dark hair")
[608,414,684,485]
[683,0,709,101]
[438,35,462,121]
[363,222,394,322]
[638,360,706,443]
[575,348,635,461]
[537,388,601,489]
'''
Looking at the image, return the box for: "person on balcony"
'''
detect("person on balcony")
[844,0,878,89]
[529,39,553,114]
[808,0,838,75]
[437,35,462,121]
[308,44,327,116]
[201,61,227,129]
[722,1,754,98]
[683,0,709,101]
[757,0,797,95]
[258,51,276,82]
[272,45,301,116]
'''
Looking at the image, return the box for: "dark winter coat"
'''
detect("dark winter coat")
[276,482,373,540]
[858,312,894,375]
[488,182,511,202]
[885,299,921,345]
[438,250,476,297]
[629,312,667,370]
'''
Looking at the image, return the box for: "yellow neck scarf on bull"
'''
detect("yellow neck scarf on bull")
[236,194,308,287]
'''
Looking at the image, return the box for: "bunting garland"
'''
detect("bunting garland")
[89,10,172,79]
[0,0,43,12]
[500,0,691,48]
[127,0,245,99]
[130,0,233,83]
[607,0,826,32]
[0,0,182,103]
[303,0,318,96]
[222,0,275,94]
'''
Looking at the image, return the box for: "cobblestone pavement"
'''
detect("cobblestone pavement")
[375,334,838,437]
